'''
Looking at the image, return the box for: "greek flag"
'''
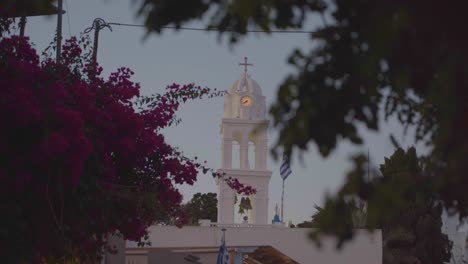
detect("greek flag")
[216,235,229,264]
[280,155,292,180]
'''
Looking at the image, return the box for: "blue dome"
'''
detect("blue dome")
[272,214,281,224]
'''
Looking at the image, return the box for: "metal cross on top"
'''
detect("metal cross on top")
[239,57,253,74]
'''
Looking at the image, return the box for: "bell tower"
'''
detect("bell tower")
[217,58,272,225]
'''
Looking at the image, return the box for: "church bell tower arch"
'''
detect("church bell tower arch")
[217,58,272,225]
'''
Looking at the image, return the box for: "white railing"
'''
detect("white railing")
[205,222,286,228]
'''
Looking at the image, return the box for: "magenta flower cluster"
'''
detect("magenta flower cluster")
[0,36,254,262]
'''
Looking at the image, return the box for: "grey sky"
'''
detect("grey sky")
[18,0,422,224]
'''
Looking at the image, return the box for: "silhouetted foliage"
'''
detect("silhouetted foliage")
[311,148,452,263]
[4,0,467,252]
[184,192,218,225]
[296,221,314,228]
[0,35,228,263]
[131,0,468,249]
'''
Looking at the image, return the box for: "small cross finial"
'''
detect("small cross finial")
[238,57,253,74]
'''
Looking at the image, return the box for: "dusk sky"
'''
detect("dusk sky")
[18,0,425,224]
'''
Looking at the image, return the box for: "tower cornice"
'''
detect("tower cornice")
[221,118,268,125]
[217,168,272,177]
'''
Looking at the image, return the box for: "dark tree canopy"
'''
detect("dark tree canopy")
[184,192,218,225]
[311,148,452,263]
[378,149,452,264]
[296,220,314,228]
[153,192,218,225]
[376,148,451,264]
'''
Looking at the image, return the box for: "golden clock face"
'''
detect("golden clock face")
[241,96,253,107]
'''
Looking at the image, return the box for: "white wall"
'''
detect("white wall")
[127,226,382,264]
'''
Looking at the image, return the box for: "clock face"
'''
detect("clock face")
[241,96,253,107]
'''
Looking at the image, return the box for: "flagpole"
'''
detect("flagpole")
[367,148,370,181]
[281,178,285,223]
[280,153,292,225]
[56,0,63,63]
[218,228,229,264]
[221,228,226,241]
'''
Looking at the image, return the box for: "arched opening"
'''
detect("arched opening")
[248,141,256,169]
[232,140,240,169]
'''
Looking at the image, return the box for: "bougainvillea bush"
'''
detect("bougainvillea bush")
[0,36,254,263]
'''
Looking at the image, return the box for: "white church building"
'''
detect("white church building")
[105,64,382,264]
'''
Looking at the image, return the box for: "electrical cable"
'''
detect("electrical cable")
[107,21,316,34]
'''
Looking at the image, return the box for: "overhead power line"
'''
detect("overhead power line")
[107,21,316,34]
[82,18,317,66]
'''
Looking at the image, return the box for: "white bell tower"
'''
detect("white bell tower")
[217,58,272,225]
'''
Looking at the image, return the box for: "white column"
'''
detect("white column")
[255,138,267,170]
[222,138,233,169]
[248,196,255,224]
[239,141,248,169]
[253,180,270,225]
[218,182,235,224]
